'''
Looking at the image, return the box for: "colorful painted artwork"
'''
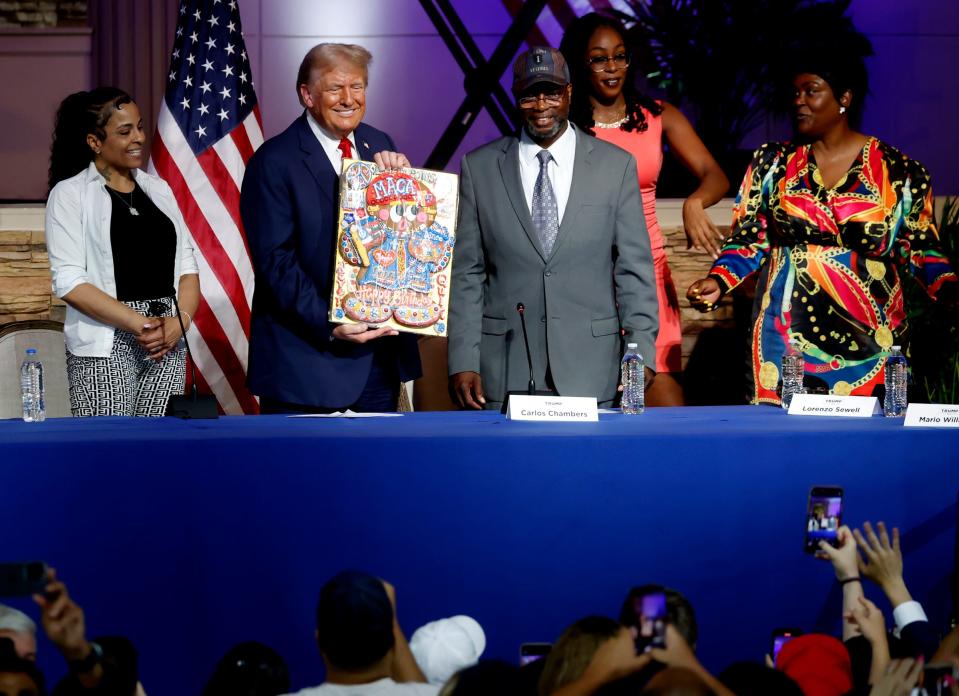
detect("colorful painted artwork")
[330,160,458,336]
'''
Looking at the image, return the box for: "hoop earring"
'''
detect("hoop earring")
[839,106,847,115]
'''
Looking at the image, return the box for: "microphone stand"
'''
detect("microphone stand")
[165,296,219,419]
[500,302,555,414]
[517,302,536,395]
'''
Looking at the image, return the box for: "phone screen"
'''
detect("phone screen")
[634,591,667,653]
[771,631,799,662]
[0,562,48,597]
[519,643,551,666]
[804,487,843,554]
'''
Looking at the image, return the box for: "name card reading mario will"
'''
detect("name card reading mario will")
[904,403,959,428]
[507,395,599,422]
[787,394,881,418]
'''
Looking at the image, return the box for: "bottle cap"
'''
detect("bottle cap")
[25,348,37,355]
[891,345,901,351]
[627,342,638,349]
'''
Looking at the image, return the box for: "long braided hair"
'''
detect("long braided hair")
[560,12,663,137]
[47,86,132,194]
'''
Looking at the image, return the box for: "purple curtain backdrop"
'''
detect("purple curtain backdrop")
[89,0,178,163]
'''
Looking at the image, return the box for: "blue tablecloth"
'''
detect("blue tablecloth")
[1,406,957,693]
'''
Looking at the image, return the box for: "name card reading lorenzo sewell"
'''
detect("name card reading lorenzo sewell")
[787,394,881,418]
[904,403,959,428]
[507,395,599,422]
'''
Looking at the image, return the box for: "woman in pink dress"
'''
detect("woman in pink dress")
[560,13,729,406]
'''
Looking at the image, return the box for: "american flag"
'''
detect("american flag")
[149,0,261,414]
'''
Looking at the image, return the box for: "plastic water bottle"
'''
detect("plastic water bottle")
[621,342,645,415]
[20,348,45,423]
[781,339,805,410]
[884,346,908,418]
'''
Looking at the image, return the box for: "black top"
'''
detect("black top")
[107,183,177,301]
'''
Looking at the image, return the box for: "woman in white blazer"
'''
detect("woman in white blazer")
[46,87,200,416]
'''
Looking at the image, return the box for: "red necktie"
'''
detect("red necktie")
[338,137,352,159]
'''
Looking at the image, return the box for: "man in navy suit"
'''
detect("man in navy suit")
[241,44,421,413]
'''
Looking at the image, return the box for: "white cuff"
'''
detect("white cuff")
[892,600,927,637]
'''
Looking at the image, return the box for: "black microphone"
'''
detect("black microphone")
[516,302,536,395]
[500,302,554,414]
[165,295,219,419]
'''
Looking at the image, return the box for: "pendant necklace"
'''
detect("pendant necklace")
[107,186,139,216]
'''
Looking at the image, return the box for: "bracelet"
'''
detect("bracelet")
[839,577,861,585]
[180,309,192,330]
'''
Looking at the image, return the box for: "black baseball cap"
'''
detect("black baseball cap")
[512,46,570,93]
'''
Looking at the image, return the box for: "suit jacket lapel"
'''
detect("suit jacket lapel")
[354,125,376,162]
[499,138,547,262]
[297,114,336,206]
[551,129,591,258]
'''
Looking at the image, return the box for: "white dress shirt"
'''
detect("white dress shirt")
[307,111,357,172]
[518,122,577,225]
[892,599,928,637]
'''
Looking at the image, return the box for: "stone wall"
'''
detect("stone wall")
[0,0,86,27]
[0,208,63,324]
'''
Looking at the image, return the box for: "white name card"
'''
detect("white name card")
[506,395,599,422]
[788,394,881,417]
[904,403,959,428]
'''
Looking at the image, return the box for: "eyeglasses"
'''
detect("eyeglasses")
[518,89,567,108]
[587,53,630,72]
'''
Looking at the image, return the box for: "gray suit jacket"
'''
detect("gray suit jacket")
[448,128,658,407]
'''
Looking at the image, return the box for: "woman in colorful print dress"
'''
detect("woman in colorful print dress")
[560,13,729,406]
[687,52,956,404]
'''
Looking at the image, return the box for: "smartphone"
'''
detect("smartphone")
[519,642,551,666]
[804,486,844,555]
[634,591,667,653]
[770,627,801,663]
[0,562,48,597]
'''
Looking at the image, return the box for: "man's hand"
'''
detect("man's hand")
[646,626,738,696]
[550,628,652,696]
[32,568,91,661]
[648,625,700,673]
[818,525,860,578]
[682,198,724,259]
[373,151,411,170]
[846,596,888,645]
[855,522,912,607]
[450,371,486,409]
[868,658,923,696]
[332,322,399,344]
[686,278,722,312]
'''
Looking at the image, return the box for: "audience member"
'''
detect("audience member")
[0,606,37,661]
[437,661,522,696]
[867,658,923,696]
[282,571,434,695]
[538,617,623,696]
[201,641,290,696]
[717,661,804,696]
[619,587,698,653]
[641,667,716,696]
[774,634,854,696]
[854,522,938,660]
[0,638,45,696]
[409,616,485,686]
